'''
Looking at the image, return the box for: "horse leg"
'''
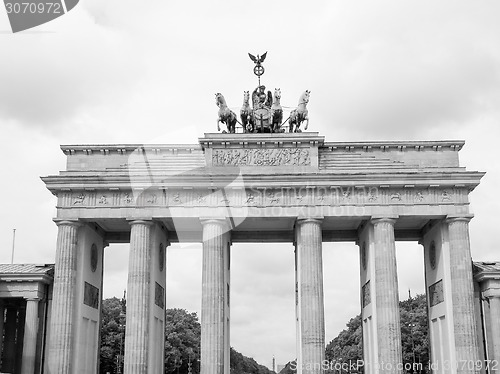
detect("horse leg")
[229,115,236,133]
[241,113,247,132]
[217,118,220,132]
[277,112,283,132]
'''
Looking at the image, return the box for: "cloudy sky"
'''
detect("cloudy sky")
[1,0,500,369]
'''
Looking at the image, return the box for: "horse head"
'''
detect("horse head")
[243,91,250,105]
[215,93,226,108]
[274,88,281,101]
[299,90,310,105]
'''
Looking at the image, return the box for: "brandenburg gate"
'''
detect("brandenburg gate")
[42,132,484,374]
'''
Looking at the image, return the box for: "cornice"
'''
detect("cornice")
[0,273,53,284]
[41,170,485,191]
[58,139,466,156]
[60,144,201,155]
[322,140,465,152]
[199,132,325,149]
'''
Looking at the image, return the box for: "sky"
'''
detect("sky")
[1,0,500,369]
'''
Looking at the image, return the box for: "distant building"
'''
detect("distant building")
[0,264,54,374]
[473,261,500,367]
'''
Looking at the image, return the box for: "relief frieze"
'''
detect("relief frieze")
[429,280,444,307]
[60,186,466,209]
[212,148,311,166]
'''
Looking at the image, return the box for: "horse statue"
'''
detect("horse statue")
[271,88,283,132]
[240,91,254,133]
[216,93,238,133]
[289,90,310,133]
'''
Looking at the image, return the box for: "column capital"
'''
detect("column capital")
[199,217,231,228]
[53,219,83,227]
[127,219,154,227]
[445,214,474,224]
[370,216,398,225]
[484,289,500,299]
[296,217,324,226]
[25,297,40,302]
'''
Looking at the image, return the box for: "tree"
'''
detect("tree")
[100,297,126,374]
[99,299,273,374]
[278,360,297,374]
[325,315,363,371]
[163,308,275,374]
[230,347,275,374]
[164,309,201,374]
[399,294,429,371]
[325,294,429,373]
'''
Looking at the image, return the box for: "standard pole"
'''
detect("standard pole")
[11,228,16,264]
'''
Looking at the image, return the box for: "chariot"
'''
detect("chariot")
[216,52,310,134]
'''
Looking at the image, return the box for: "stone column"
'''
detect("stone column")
[295,218,325,374]
[483,291,500,370]
[372,218,402,373]
[0,302,4,359]
[485,292,500,374]
[124,220,153,374]
[47,220,81,374]
[21,298,40,374]
[200,219,229,374]
[446,217,480,371]
[2,306,17,373]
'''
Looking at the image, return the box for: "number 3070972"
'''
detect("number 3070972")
[5,2,62,14]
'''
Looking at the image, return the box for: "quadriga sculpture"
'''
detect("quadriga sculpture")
[289,90,310,133]
[216,93,238,134]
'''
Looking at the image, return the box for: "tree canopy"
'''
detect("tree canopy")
[164,308,201,374]
[100,297,126,374]
[324,294,429,373]
[99,299,274,374]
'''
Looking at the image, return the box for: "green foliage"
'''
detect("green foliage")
[230,347,275,374]
[278,361,297,374]
[325,314,363,370]
[99,299,272,374]
[325,294,429,373]
[399,294,429,370]
[99,297,126,374]
[164,308,201,374]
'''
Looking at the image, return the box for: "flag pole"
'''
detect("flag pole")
[11,228,16,264]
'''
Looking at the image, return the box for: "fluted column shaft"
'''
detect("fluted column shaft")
[447,217,480,372]
[296,218,325,374]
[487,295,500,369]
[124,220,153,374]
[489,296,500,369]
[372,218,402,373]
[0,303,4,360]
[47,220,81,373]
[201,219,228,374]
[22,298,39,374]
[2,306,18,372]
